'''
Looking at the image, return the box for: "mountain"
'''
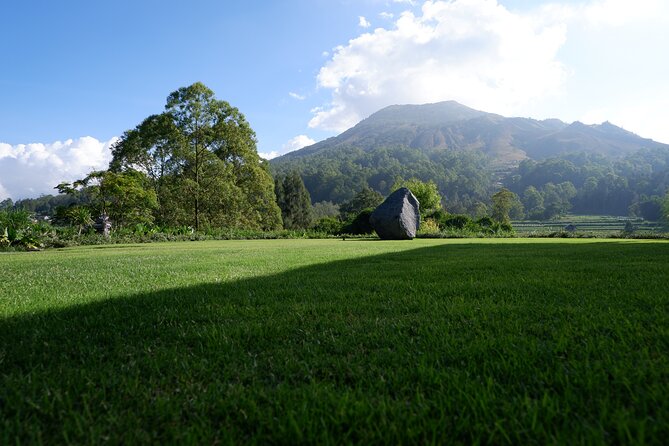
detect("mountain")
[271,101,669,210]
[279,101,667,165]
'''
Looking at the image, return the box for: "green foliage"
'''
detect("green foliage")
[0,198,14,210]
[476,216,494,227]
[522,186,545,219]
[663,191,669,224]
[313,217,343,235]
[417,218,440,235]
[0,208,31,233]
[312,201,340,220]
[272,146,495,214]
[509,150,669,218]
[391,178,442,215]
[339,186,383,220]
[109,82,282,231]
[66,206,94,236]
[491,188,523,224]
[276,172,313,229]
[0,209,49,250]
[440,214,471,230]
[414,213,514,238]
[57,170,158,228]
[341,209,374,235]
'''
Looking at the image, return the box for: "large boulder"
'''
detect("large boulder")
[370,188,420,240]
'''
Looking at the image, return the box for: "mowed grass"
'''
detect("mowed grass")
[1,239,668,444]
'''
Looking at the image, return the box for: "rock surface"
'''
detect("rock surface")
[93,214,112,237]
[370,188,420,240]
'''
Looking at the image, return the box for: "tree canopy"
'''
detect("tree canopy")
[110,82,281,230]
[491,188,524,224]
[392,178,442,216]
[275,172,312,229]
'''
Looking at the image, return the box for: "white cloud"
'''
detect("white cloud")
[580,94,669,144]
[289,92,306,100]
[0,182,10,202]
[583,0,665,26]
[359,16,371,28]
[259,134,316,160]
[309,0,569,131]
[258,151,280,160]
[380,12,395,20]
[282,135,316,152]
[0,137,117,200]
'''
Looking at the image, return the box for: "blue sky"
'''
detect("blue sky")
[1,0,668,200]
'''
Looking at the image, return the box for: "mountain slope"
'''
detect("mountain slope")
[271,101,669,208]
[278,101,667,164]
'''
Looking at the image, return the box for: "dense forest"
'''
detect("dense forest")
[506,149,669,220]
[270,101,669,221]
[3,94,669,227]
[270,145,669,221]
[8,145,668,224]
[272,145,495,215]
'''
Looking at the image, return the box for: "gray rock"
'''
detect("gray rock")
[93,213,112,237]
[370,188,420,240]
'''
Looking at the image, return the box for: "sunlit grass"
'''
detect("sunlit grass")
[1,239,668,444]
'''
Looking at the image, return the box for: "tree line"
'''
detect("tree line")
[506,150,669,220]
[4,83,669,234]
[54,82,281,231]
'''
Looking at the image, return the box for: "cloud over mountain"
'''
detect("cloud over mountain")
[310,0,568,132]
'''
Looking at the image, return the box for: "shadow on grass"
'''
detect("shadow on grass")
[1,242,668,444]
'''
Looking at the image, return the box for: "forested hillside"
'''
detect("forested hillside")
[507,149,669,219]
[272,101,669,218]
[273,146,495,214]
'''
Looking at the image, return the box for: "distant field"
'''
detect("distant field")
[1,239,668,444]
[513,215,666,235]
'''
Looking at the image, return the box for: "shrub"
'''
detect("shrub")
[313,217,343,235]
[425,209,446,225]
[442,214,472,229]
[418,218,440,235]
[476,216,494,227]
[0,209,47,250]
[341,209,375,235]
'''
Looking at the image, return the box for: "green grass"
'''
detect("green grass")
[1,239,668,444]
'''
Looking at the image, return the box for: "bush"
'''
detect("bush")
[418,218,440,235]
[441,214,472,229]
[476,216,494,227]
[313,217,343,235]
[341,209,375,235]
[425,209,447,222]
[0,209,48,250]
[494,222,514,233]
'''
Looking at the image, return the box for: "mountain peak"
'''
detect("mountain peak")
[274,101,668,163]
[362,101,489,127]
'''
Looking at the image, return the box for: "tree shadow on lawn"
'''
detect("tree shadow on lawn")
[1,241,668,444]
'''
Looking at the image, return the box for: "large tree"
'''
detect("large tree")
[662,191,669,224]
[339,186,383,220]
[392,178,442,216]
[276,172,313,229]
[56,170,158,228]
[110,82,281,230]
[491,188,524,224]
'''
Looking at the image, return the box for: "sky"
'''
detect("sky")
[1,0,668,200]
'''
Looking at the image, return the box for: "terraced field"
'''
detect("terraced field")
[513,215,665,235]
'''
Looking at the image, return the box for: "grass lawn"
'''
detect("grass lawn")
[1,239,668,444]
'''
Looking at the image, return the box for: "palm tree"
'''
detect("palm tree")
[68,207,94,236]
